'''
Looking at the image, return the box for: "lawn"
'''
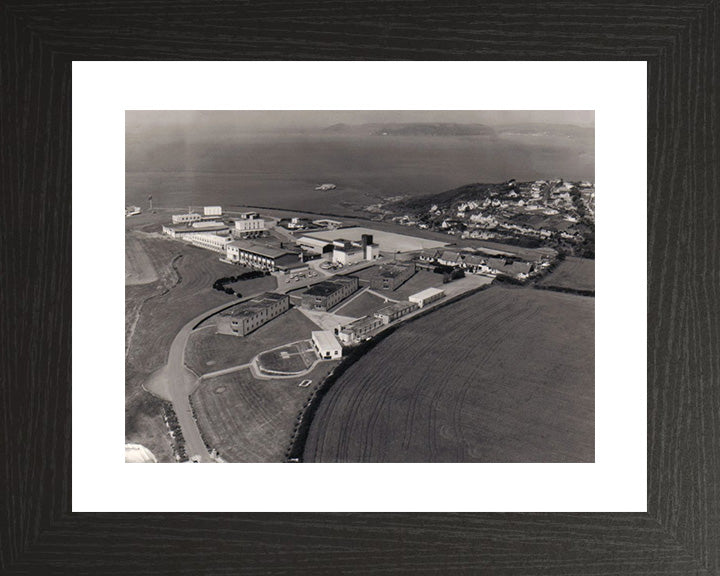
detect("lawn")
[304,285,594,463]
[185,308,320,376]
[225,273,278,298]
[388,270,446,300]
[191,361,339,462]
[332,290,387,318]
[126,234,158,285]
[257,341,316,374]
[538,257,595,292]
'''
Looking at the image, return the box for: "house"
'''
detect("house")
[437,250,462,267]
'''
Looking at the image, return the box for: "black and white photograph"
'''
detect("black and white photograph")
[125,110,595,464]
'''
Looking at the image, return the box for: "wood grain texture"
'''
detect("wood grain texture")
[1,1,718,574]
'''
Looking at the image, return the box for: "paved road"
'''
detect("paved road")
[146,298,243,463]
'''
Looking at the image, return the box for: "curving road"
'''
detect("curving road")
[146,298,242,463]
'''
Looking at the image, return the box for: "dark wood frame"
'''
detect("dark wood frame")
[2,1,718,574]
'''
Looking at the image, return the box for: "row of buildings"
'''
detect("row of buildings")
[418,248,535,279]
[162,210,388,275]
[338,286,445,344]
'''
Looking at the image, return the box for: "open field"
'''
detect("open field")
[538,257,595,292]
[125,239,240,373]
[303,226,448,253]
[304,285,594,463]
[192,361,339,462]
[126,234,158,285]
[333,290,387,318]
[257,341,316,374]
[185,308,320,376]
[388,270,446,299]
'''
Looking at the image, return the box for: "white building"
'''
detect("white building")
[297,236,332,255]
[409,287,445,308]
[332,234,380,265]
[226,241,300,271]
[234,213,266,237]
[332,239,364,266]
[184,233,233,253]
[204,205,222,217]
[172,212,202,224]
[312,330,342,360]
[162,221,229,238]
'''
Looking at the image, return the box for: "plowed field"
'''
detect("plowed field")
[304,285,594,462]
[538,257,595,292]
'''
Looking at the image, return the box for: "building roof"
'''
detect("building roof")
[312,330,342,350]
[462,254,485,266]
[191,220,226,229]
[298,236,333,248]
[409,287,445,300]
[276,258,308,271]
[227,241,296,259]
[221,292,288,319]
[439,250,461,263]
[375,301,417,317]
[419,248,442,259]
[342,315,383,333]
[302,276,357,297]
[165,223,228,233]
[486,258,533,276]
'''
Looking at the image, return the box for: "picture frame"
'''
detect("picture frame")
[2,1,718,574]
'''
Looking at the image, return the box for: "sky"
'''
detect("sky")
[126,110,594,133]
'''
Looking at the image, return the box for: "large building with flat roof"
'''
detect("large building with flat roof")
[368,261,416,291]
[183,233,233,254]
[312,330,342,359]
[300,276,359,311]
[226,241,301,271]
[162,221,229,238]
[216,292,290,337]
[171,212,202,224]
[233,212,266,238]
[409,287,445,308]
